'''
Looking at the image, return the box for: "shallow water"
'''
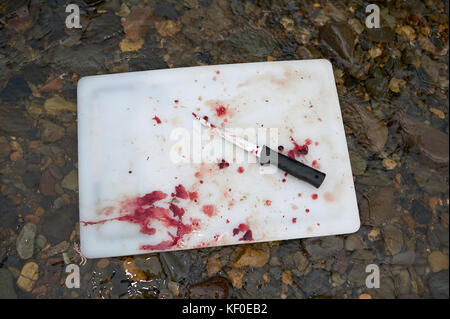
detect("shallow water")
[0,0,448,299]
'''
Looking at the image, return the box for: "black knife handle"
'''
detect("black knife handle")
[260,145,326,188]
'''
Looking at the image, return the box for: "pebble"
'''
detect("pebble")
[345,234,367,251]
[319,22,355,62]
[226,268,244,289]
[61,170,78,191]
[383,224,404,255]
[160,251,191,281]
[349,151,367,176]
[122,257,147,281]
[428,251,449,273]
[206,253,222,276]
[16,223,37,259]
[302,269,330,297]
[428,271,449,299]
[39,119,65,143]
[411,200,433,224]
[392,251,416,265]
[0,136,11,158]
[331,272,346,286]
[43,96,77,116]
[292,251,309,271]
[123,6,152,41]
[17,262,39,292]
[96,258,110,269]
[233,246,270,268]
[303,236,343,260]
[135,255,163,277]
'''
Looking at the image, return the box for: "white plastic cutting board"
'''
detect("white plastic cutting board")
[77,60,360,258]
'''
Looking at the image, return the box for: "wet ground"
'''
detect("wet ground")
[0,0,448,299]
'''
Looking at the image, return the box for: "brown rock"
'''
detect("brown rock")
[122,257,147,281]
[39,77,63,93]
[123,6,152,42]
[189,277,229,299]
[226,268,244,289]
[233,246,270,268]
[39,119,65,143]
[342,102,388,153]
[282,270,293,286]
[206,253,222,277]
[383,224,404,255]
[363,186,396,225]
[396,113,449,164]
[97,258,110,269]
[39,169,57,196]
[155,20,182,37]
[43,95,76,116]
[428,251,449,273]
[17,262,39,292]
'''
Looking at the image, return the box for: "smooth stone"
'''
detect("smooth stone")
[188,277,229,299]
[16,223,37,259]
[428,271,449,299]
[303,236,343,260]
[302,269,330,297]
[0,269,17,298]
[383,224,404,255]
[411,200,432,224]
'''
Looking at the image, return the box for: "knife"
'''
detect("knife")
[193,113,326,188]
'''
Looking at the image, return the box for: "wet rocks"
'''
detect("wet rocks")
[0,136,11,158]
[189,276,229,299]
[226,32,275,59]
[0,269,17,299]
[396,113,449,164]
[428,251,449,273]
[365,69,389,99]
[303,236,343,260]
[16,222,37,259]
[43,96,77,116]
[233,246,270,268]
[428,271,449,299]
[342,101,388,153]
[41,206,77,244]
[0,107,32,136]
[319,22,355,62]
[39,119,65,143]
[226,268,244,289]
[392,251,416,265]
[123,257,147,281]
[301,269,330,297]
[135,255,163,277]
[411,200,433,224]
[22,170,40,189]
[206,253,222,276]
[363,186,397,225]
[383,224,404,255]
[17,261,39,292]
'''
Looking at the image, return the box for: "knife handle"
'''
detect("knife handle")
[260,145,326,188]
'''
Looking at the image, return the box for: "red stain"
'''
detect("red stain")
[312,194,318,200]
[315,141,319,146]
[282,178,286,183]
[174,100,179,104]
[212,76,217,81]
[152,116,162,124]
[292,218,297,223]
[226,219,230,223]
[287,136,309,159]
[278,145,284,152]
[172,184,188,200]
[232,223,253,241]
[202,205,216,217]
[216,105,227,117]
[194,172,201,178]
[312,160,320,169]
[218,159,230,169]
[188,191,198,201]
[81,188,199,251]
[216,70,220,74]
[203,115,209,121]
[237,166,245,174]
[265,200,272,206]
[199,180,203,184]
[305,208,310,213]
[298,193,302,197]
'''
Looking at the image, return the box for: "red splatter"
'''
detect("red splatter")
[199,180,203,184]
[282,178,286,183]
[278,145,284,152]
[287,136,309,159]
[312,160,320,169]
[203,115,209,121]
[265,200,272,206]
[216,70,220,74]
[232,223,254,241]
[194,172,201,178]
[174,100,179,103]
[292,218,297,223]
[188,191,198,201]
[315,141,319,146]
[284,172,288,177]
[172,184,189,199]
[81,187,199,252]
[305,209,310,213]
[226,219,230,223]
[152,116,162,124]
[237,166,245,174]
[312,194,318,200]
[298,193,302,197]
[216,105,227,117]
[169,203,185,218]
[218,159,230,169]
[202,205,216,217]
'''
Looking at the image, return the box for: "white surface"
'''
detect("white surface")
[77,60,360,258]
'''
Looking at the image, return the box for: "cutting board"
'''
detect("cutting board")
[77,60,360,258]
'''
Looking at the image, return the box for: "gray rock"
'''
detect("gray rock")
[345,234,367,251]
[366,69,389,99]
[435,224,449,247]
[303,236,343,260]
[383,224,404,255]
[36,234,47,249]
[160,251,192,281]
[226,32,275,59]
[428,271,449,299]
[293,251,308,272]
[39,119,65,143]
[392,251,416,265]
[0,268,17,299]
[395,269,411,296]
[302,269,330,297]
[61,170,78,191]
[347,263,366,285]
[135,255,163,277]
[413,168,448,194]
[16,223,37,259]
